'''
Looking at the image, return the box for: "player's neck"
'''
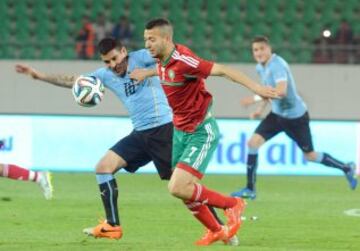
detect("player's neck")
[263,53,273,66]
[160,44,176,64]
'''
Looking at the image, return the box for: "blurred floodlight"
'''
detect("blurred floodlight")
[322,29,331,38]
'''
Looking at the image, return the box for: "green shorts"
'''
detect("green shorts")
[172,114,220,178]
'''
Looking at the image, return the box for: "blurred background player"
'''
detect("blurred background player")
[130,18,278,246]
[112,16,134,47]
[0,141,53,200]
[15,37,236,244]
[93,13,113,45]
[75,15,96,60]
[333,19,355,63]
[231,36,358,200]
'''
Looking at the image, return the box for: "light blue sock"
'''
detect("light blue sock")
[96,174,114,184]
[248,147,259,155]
[313,152,324,163]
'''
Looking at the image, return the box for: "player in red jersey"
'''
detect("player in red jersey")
[130,18,278,246]
[0,164,53,200]
[0,141,53,199]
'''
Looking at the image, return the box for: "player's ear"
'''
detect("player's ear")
[120,46,127,55]
[267,43,272,52]
[165,34,172,43]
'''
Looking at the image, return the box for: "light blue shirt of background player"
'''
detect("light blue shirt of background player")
[87,49,172,131]
[256,53,307,118]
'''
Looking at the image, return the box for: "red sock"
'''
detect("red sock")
[2,164,38,182]
[184,200,222,232]
[191,183,237,209]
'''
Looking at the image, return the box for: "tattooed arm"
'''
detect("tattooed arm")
[15,64,78,89]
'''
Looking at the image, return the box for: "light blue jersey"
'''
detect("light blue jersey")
[88,49,172,131]
[256,54,307,118]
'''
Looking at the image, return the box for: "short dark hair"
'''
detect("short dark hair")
[252,36,270,45]
[98,37,123,55]
[145,18,171,29]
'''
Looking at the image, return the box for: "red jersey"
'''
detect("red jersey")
[156,44,214,132]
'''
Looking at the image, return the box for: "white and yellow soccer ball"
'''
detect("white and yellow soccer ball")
[72,76,105,107]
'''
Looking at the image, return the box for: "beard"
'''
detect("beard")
[148,49,157,58]
[147,45,162,59]
[112,56,129,76]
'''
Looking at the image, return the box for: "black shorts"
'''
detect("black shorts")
[255,112,314,153]
[110,122,173,180]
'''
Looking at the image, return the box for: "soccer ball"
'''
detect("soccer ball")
[72,76,105,107]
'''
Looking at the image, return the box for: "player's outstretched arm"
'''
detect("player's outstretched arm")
[210,63,278,99]
[240,95,266,107]
[15,64,77,89]
[129,68,158,83]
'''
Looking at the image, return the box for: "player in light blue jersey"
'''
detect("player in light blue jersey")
[89,47,171,131]
[231,36,357,200]
[15,37,231,243]
[15,37,174,239]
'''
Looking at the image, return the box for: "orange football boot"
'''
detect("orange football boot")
[195,226,228,246]
[83,221,123,240]
[224,197,246,238]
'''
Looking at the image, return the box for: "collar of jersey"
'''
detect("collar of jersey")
[161,46,176,66]
[259,53,276,70]
[265,53,276,67]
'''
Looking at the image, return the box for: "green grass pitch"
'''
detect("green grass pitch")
[0,173,359,251]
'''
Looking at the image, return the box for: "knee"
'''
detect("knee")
[247,134,265,150]
[168,179,190,199]
[168,180,182,198]
[95,160,115,173]
[247,139,260,150]
[95,151,126,174]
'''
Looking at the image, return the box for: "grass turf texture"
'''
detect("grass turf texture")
[0,173,359,251]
